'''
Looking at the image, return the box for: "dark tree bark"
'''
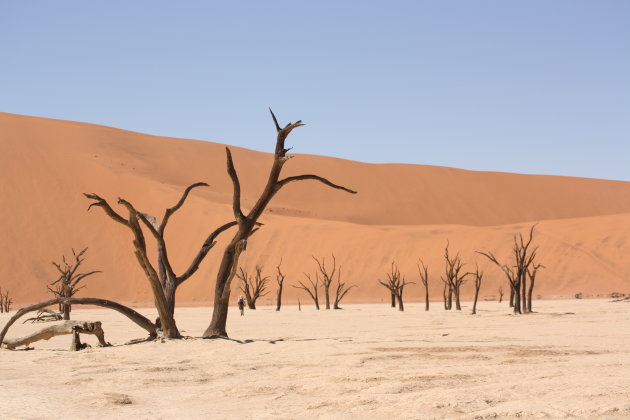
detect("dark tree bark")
[48,248,100,320]
[527,263,544,312]
[0,287,11,313]
[312,255,338,310]
[238,265,270,309]
[378,262,414,312]
[509,286,515,307]
[478,225,539,315]
[333,267,356,309]
[275,260,285,311]
[0,297,157,348]
[84,193,181,338]
[417,259,429,311]
[498,285,504,303]
[292,274,320,310]
[86,183,237,335]
[202,110,355,338]
[471,266,483,315]
[443,243,469,311]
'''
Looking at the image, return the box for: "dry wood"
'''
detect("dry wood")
[333,267,356,309]
[0,297,156,348]
[238,266,270,309]
[85,183,238,338]
[478,225,540,315]
[471,265,484,315]
[49,248,100,320]
[22,309,63,323]
[417,259,429,311]
[275,259,285,311]
[312,255,337,310]
[202,109,356,338]
[378,262,414,312]
[3,320,110,350]
[498,285,504,303]
[292,274,320,310]
[443,243,469,311]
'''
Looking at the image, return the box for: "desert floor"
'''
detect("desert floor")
[1,299,629,419]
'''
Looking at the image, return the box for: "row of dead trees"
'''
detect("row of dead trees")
[378,225,542,315]
[292,255,356,310]
[237,255,356,311]
[0,287,12,313]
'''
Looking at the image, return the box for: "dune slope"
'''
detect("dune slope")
[1,112,629,304]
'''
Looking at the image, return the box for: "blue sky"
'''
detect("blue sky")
[2,1,629,180]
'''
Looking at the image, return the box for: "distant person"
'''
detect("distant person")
[238,295,245,316]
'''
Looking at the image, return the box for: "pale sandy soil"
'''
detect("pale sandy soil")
[1,299,629,419]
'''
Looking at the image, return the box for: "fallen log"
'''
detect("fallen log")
[0,297,157,348]
[3,321,110,350]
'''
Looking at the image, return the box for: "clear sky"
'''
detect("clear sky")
[2,1,629,181]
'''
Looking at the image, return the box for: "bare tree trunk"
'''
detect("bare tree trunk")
[204,239,244,338]
[442,282,448,310]
[471,267,483,315]
[498,286,504,303]
[512,282,521,314]
[424,286,429,311]
[454,286,461,311]
[396,293,404,312]
[509,286,514,307]
[521,273,528,313]
[276,283,283,311]
[202,111,355,337]
[391,292,396,308]
[275,260,285,312]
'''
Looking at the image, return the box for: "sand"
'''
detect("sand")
[1,299,629,419]
[1,112,629,306]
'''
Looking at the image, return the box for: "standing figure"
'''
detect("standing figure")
[238,295,245,316]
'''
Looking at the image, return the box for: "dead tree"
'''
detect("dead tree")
[379,262,414,312]
[498,285,504,303]
[3,320,110,350]
[238,266,270,309]
[48,248,100,320]
[527,262,544,312]
[85,182,237,337]
[0,287,11,313]
[471,265,484,315]
[275,259,285,311]
[292,274,320,310]
[202,110,355,338]
[417,259,429,311]
[312,255,339,310]
[443,243,469,310]
[0,297,157,348]
[333,267,356,309]
[478,225,539,315]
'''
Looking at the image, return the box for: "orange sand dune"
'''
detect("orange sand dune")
[1,112,629,305]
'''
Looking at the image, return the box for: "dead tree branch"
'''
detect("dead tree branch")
[417,259,429,311]
[292,274,320,310]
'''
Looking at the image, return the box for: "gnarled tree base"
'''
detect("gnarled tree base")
[3,321,110,350]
